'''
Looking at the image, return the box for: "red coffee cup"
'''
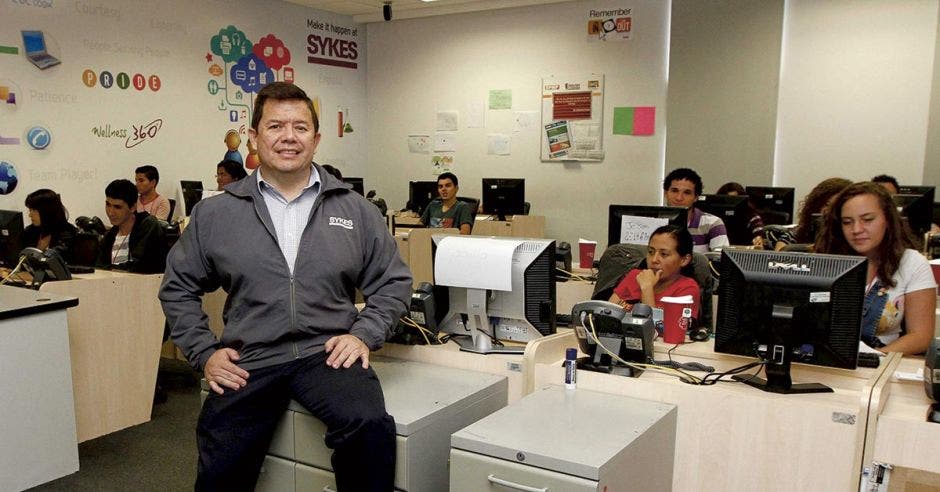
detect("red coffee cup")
[661,296,694,344]
[578,240,597,269]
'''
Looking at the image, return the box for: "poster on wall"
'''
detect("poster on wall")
[587,7,632,42]
[541,75,604,162]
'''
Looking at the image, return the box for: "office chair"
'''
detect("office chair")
[70,233,100,268]
[167,199,176,221]
[523,201,531,215]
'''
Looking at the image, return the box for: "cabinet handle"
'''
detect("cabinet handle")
[486,474,549,492]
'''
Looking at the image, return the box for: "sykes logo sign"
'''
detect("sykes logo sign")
[329,216,354,229]
[306,19,359,69]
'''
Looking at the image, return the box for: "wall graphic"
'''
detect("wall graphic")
[205,26,295,168]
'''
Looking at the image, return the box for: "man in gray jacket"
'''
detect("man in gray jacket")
[160,82,412,491]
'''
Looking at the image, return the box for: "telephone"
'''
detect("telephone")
[570,300,655,377]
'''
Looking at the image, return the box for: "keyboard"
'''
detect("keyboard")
[67,265,95,274]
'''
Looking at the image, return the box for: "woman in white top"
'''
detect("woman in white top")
[816,182,937,354]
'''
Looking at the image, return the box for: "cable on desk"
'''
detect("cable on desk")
[554,267,595,283]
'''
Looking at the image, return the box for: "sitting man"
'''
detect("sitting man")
[420,172,473,234]
[97,179,168,273]
[663,167,729,253]
[160,82,412,490]
[135,164,172,220]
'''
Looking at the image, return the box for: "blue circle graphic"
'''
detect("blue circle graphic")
[26,126,51,150]
[0,161,19,195]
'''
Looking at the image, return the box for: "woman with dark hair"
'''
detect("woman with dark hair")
[608,224,701,319]
[815,182,936,354]
[715,181,765,247]
[22,188,77,262]
[216,159,248,190]
[770,177,852,250]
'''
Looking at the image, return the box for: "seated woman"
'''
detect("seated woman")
[715,182,765,248]
[608,225,701,320]
[815,182,937,355]
[216,159,248,190]
[22,188,77,263]
[770,177,852,250]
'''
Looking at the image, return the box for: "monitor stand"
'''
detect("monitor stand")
[455,288,525,355]
[733,344,833,394]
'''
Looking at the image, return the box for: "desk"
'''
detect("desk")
[527,332,883,491]
[472,215,545,238]
[0,286,79,491]
[40,271,165,442]
[867,354,940,490]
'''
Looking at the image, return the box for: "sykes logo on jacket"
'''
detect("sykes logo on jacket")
[329,216,354,230]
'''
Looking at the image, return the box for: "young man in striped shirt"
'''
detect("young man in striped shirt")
[663,168,729,253]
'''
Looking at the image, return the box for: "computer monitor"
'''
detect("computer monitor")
[893,186,935,237]
[343,177,364,195]
[408,180,438,215]
[607,205,686,247]
[745,186,795,225]
[0,210,24,267]
[179,180,204,217]
[695,194,751,246]
[481,178,525,220]
[432,235,556,354]
[715,249,866,394]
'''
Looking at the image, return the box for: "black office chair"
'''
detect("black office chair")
[69,232,100,268]
[523,202,531,215]
[167,198,176,221]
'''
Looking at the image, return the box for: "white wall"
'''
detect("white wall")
[1,0,367,220]
[366,0,671,246]
[775,0,938,203]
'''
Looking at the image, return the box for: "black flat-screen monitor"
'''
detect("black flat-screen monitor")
[408,180,438,215]
[180,180,204,216]
[746,186,795,225]
[343,177,364,195]
[696,194,751,246]
[0,209,24,267]
[607,205,686,247]
[893,186,935,237]
[715,249,866,394]
[933,201,940,225]
[482,178,525,220]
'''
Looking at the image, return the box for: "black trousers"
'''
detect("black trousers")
[195,351,396,491]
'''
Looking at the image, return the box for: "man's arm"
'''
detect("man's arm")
[456,202,473,235]
[158,213,223,372]
[153,196,171,221]
[347,206,413,353]
[708,217,730,251]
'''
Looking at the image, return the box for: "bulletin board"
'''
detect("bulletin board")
[540,74,605,162]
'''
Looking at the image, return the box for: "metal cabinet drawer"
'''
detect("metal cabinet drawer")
[449,448,598,492]
[296,462,337,492]
[256,455,295,492]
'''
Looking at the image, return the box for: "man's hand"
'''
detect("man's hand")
[325,334,370,369]
[204,348,250,395]
[636,269,661,292]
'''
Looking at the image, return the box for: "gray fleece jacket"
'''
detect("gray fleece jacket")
[159,164,412,372]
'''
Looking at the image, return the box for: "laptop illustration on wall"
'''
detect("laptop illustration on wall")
[21,30,61,70]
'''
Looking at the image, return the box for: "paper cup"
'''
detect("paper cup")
[661,298,694,344]
[578,240,596,269]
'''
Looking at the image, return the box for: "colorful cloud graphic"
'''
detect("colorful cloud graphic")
[253,34,291,71]
[210,26,253,64]
[230,54,274,94]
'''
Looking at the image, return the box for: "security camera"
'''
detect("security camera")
[383,1,392,21]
